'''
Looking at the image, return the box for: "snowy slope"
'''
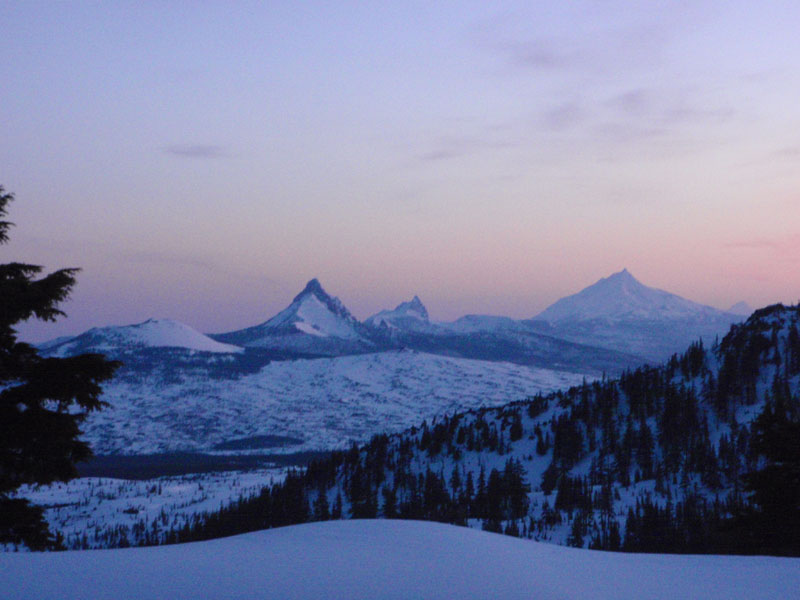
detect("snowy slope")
[2,520,797,600]
[41,319,242,356]
[213,279,374,354]
[728,301,753,316]
[82,350,590,455]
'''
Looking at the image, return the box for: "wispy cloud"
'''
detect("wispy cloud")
[492,39,573,70]
[606,87,734,125]
[593,121,667,144]
[418,131,518,163]
[725,239,782,251]
[541,102,585,131]
[606,89,650,115]
[660,105,734,125]
[163,144,227,159]
[774,145,800,158]
[124,250,220,272]
[725,235,800,258]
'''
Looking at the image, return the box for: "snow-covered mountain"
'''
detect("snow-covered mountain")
[40,318,242,357]
[532,269,744,362]
[34,273,755,460]
[4,520,797,599]
[365,296,433,333]
[212,279,376,355]
[205,280,642,371]
[536,268,726,322]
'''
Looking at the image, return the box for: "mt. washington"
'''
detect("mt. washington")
[212,278,375,355]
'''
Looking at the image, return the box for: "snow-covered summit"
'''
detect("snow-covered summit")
[535,269,728,324]
[213,279,374,352]
[366,296,430,330]
[267,278,362,339]
[41,319,243,356]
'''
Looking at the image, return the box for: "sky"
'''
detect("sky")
[2,1,799,342]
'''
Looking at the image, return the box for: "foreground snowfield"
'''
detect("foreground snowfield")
[3,520,797,600]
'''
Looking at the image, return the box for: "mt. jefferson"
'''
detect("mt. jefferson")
[532,269,745,362]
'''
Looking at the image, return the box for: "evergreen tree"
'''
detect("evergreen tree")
[0,186,119,550]
[741,399,800,555]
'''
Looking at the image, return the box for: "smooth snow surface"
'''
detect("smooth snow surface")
[45,319,242,355]
[2,520,797,600]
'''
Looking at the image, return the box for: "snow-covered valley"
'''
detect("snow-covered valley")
[82,350,590,455]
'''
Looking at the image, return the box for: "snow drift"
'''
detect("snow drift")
[2,520,797,600]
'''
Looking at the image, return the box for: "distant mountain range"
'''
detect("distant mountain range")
[42,269,749,369]
[37,270,751,456]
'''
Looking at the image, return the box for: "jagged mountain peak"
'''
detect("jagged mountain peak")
[394,295,429,321]
[293,278,326,303]
[288,278,353,322]
[213,279,371,351]
[366,295,431,330]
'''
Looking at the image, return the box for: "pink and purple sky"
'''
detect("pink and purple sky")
[2,1,799,342]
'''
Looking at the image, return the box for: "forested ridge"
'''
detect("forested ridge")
[125,305,800,554]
